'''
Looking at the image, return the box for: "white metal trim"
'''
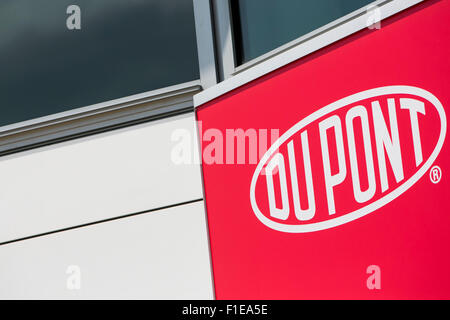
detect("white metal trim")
[212,0,236,80]
[194,0,425,107]
[193,0,218,88]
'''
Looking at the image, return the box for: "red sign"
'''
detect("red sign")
[197,0,450,299]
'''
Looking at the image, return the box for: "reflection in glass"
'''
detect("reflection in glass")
[232,0,375,64]
[0,0,199,126]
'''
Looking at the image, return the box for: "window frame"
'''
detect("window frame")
[0,80,202,156]
[231,0,384,72]
[0,1,218,157]
[194,0,426,106]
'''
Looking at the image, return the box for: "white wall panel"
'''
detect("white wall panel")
[0,201,213,299]
[0,113,202,243]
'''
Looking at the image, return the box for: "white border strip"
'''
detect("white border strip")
[194,0,424,107]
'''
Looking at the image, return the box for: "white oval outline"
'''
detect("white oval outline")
[250,86,447,233]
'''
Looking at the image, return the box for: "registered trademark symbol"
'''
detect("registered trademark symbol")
[430,165,442,184]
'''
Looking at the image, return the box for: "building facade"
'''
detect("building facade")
[0,0,448,299]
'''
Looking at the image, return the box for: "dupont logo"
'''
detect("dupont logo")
[250,86,446,233]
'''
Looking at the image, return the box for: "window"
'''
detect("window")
[0,0,199,127]
[231,0,375,65]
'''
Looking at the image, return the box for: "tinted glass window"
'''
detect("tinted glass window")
[232,0,375,65]
[0,0,199,126]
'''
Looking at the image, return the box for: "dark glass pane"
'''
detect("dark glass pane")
[232,0,375,64]
[0,0,199,126]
